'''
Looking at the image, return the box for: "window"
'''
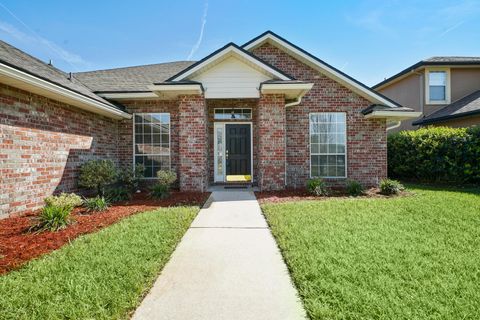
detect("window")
[133,113,170,178]
[426,69,450,104]
[214,108,252,120]
[310,113,346,178]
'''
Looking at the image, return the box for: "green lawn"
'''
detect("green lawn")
[0,206,198,320]
[261,185,480,320]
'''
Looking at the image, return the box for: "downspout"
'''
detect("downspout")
[283,95,305,187]
[386,120,401,131]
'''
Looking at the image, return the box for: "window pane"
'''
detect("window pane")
[429,71,446,86]
[214,108,252,120]
[134,113,171,177]
[430,86,445,101]
[310,112,346,178]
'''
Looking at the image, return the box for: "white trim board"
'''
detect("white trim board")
[0,63,130,119]
[243,32,400,109]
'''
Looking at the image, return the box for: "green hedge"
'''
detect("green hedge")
[388,126,480,183]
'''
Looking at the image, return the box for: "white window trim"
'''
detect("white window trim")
[214,108,252,120]
[309,112,347,179]
[425,67,451,105]
[132,113,171,179]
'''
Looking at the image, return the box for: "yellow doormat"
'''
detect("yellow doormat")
[226,175,252,182]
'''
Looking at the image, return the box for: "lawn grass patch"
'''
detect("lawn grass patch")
[0,206,198,320]
[262,185,480,319]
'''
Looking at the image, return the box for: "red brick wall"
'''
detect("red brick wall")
[252,43,387,188]
[118,99,179,178]
[178,94,208,191]
[0,84,119,217]
[257,94,286,190]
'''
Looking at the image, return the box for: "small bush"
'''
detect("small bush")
[33,205,73,232]
[346,180,364,197]
[307,178,329,196]
[156,170,177,186]
[79,160,117,196]
[379,179,404,195]
[44,193,82,208]
[149,184,170,199]
[105,187,132,202]
[83,196,109,212]
[117,164,145,192]
[150,170,178,199]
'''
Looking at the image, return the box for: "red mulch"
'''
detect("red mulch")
[0,191,210,275]
[255,188,409,204]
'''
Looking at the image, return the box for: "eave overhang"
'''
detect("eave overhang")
[147,82,204,100]
[260,81,314,100]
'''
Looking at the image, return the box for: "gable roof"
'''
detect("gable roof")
[165,42,293,82]
[373,56,480,90]
[413,90,480,125]
[242,31,402,109]
[0,40,129,119]
[75,61,195,93]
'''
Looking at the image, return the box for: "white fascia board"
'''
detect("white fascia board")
[0,63,131,119]
[170,45,291,81]
[261,82,314,99]
[98,92,158,99]
[244,34,399,108]
[147,84,203,93]
[364,111,422,120]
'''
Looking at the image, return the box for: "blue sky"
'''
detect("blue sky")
[0,0,479,86]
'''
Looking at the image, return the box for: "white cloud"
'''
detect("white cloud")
[187,1,208,60]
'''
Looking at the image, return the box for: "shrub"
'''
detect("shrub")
[306,178,329,196]
[79,160,117,196]
[83,196,109,212]
[149,184,170,199]
[150,170,177,199]
[379,179,404,195]
[156,170,177,186]
[388,126,480,183]
[105,187,132,202]
[346,179,364,197]
[33,205,73,232]
[117,164,145,192]
[44,193,82,208]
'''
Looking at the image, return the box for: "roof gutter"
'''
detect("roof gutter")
[0,63,131,119]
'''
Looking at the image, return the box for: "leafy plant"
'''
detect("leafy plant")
[156,170,177,186]
[44,193,83,208]
[379,179,404,195]
[78,160,117,196]
[117,164,145,192]
[306,178,329,196]
[150,170,177,199]
[388,126,480,183]
[83,196,109,212]
[105,187,132,202]
[346,179,364,197]
[149,183,170,199]
[32,205,73,232]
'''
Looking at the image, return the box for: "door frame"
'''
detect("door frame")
[214,122,253,183]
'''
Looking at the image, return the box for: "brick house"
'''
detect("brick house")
[0,31,418,216]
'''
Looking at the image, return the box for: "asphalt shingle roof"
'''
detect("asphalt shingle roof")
[423,56,480,63]
[0,40,116,107]
[413,90,480,125]
[74,61,196,93]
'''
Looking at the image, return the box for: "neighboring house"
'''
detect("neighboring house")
[0,31,418,216]
[374,57,480,132]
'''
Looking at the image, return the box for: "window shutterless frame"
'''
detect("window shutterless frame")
[309,112,347,179]
[425,67,451,105]
[132,113,171,179]
[214,108,252,120]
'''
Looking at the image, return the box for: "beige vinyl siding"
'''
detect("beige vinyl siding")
[191,56,271,98]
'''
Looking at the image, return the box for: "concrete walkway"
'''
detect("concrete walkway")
[132,190,306,320]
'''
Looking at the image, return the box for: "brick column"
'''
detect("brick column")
[257,94,286,190]
[178,94,208,191]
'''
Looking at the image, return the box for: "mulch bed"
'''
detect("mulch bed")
[0,191,210,275]
[255,188,410,204]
